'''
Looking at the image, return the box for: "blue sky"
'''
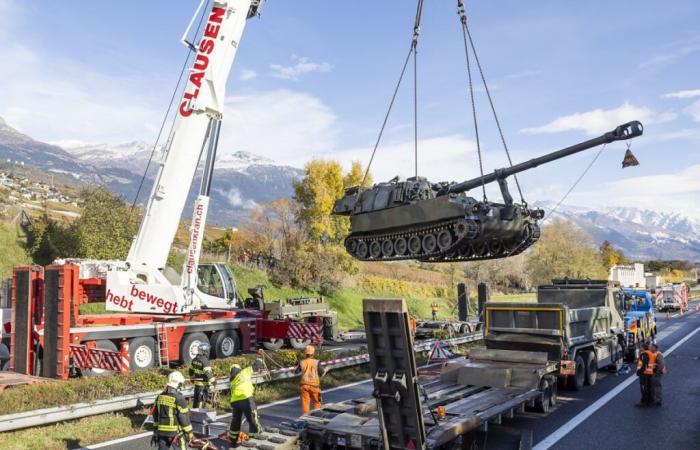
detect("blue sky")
[1,0,699,217]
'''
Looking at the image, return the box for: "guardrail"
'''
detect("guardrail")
[0,332,482,432]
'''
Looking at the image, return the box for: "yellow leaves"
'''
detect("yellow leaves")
[294,159,372,242]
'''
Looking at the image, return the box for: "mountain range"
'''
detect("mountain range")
[1,117,698,261]
[536,201,700,261]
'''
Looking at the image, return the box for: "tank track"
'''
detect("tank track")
[420,221,541,263]
[344,218,480,262]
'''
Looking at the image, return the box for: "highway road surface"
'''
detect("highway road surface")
[86,306,700,450]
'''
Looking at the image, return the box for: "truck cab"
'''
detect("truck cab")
[196,262,239,307]
[621,288,656,361]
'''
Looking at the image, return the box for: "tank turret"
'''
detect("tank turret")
[333,121,643,262]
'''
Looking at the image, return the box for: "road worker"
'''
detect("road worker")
[431,302,439,320]
[295,345,326,414]
[651,342,666,406]
[189,342,214,409]
[228,358,264,447]
[153,371,194,450]
[635,341,656,407]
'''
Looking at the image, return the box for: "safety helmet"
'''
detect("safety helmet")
[304,345,316,356]
[167,370,186,390]
[198,342,210,356]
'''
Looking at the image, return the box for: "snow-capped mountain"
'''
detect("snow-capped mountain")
[537,201,700,261]
[0,117,302,226]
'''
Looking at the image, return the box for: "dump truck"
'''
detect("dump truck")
[484,279,626,390]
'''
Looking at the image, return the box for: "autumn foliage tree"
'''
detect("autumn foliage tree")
[525,219,607,286]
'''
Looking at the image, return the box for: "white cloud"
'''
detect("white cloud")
[239,69,257,81]
[568,164,700,220]
[214,187,258,210]
[270,55,333,81]
[661,88,700,99]
[219,89,337,166]
[639,35,700,69]
[520,102,675,136]
[505,69,541,80]
[685,99,700,123]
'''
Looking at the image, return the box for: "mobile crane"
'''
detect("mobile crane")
[5,0,329,381]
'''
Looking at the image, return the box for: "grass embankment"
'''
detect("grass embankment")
[0,221,31,280]
[0,350,369,450]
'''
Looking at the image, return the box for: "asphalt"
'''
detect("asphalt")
[86,305,700,450]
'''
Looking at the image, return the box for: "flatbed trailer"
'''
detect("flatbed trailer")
[297,298,557,450]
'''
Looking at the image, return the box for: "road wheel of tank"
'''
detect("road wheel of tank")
[180,332,209,365]
[346,239,358,254]
[535,378,551,413]
[211,330,240,359]
[548,378,558,407]
[82,340,118,377]
[289,338,311,350]
[262,338,284,351]
[394,237,408,256]
[567,354,586,391]
[381,239,394,257]
[584,351,598,386]
[459,324,472,334]
[408,236,422,255]
[356,241,369,258]
[128,337,157,371]
[369,241,382,259]
[437,230,454,251]
[487,239,503,255]
[422,233,437,253]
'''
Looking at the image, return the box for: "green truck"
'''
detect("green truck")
[484,279,627,390]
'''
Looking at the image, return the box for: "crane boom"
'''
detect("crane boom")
[128,0,259,270]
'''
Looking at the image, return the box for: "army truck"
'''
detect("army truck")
[484,279,626,390]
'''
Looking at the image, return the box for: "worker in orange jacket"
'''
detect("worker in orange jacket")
[431,302,439,320]
[636,342,656,407]
[295,345,326,415]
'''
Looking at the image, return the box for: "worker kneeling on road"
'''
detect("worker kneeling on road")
[189,342,214,409]
[228,358,264,447]
[635,341,656,407]
[295,345,326,415]
[153,371,194,450]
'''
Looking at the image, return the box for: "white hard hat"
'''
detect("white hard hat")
[167,370,186,389]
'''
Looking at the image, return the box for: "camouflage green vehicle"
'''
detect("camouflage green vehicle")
[333,121,643,263]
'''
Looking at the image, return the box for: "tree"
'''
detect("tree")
[71,189,139,260]
[599,240,629,270]
[293,160,345,242]
[26,210,75,264]
[343,160,373,189]
[525,219,607,286]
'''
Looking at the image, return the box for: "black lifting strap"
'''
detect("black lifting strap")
[358,0,424,196]
[457,0,527,206]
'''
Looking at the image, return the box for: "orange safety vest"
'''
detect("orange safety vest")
[431,303,439,312]
[637,350,657,375]
[300,358,320,387]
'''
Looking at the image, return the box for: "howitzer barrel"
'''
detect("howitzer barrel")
[449,120,643,194]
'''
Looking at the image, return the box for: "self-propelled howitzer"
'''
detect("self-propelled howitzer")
[333,120,643,262]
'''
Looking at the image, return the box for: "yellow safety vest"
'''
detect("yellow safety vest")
[230,367,255,402]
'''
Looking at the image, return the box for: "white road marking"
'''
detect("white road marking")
[534,323,700,450]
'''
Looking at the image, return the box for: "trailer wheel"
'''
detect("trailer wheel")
[548,378,557,407]
[535,379,550,413]
[262,338,284,351]
[567,354,585,391]
[584,351,597,386]
[82,340,118,377]
[289,338,311,350]
[128,337,156,371]
[211,330,240,359]
[180,332,209,365]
